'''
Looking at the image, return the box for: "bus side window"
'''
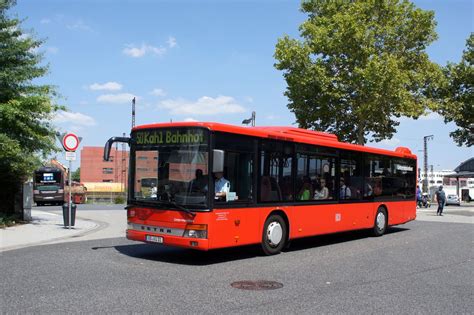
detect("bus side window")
[259,140,293,202]
[214,133,255,203]
[340,153,363,200]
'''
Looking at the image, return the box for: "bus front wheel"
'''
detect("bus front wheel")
[261,214,287,255]
[372,207,388,237]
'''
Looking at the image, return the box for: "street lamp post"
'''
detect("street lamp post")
[423,135,434,193]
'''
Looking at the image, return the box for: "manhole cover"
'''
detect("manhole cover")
[231,280,283,290]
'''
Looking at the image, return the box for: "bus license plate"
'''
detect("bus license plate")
[146,235,163,243]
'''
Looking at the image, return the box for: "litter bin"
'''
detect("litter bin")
[62,203,77,227]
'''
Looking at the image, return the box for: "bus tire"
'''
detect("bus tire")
[261,214,287,255]
[372,207,388,237]
[36,202,43,207]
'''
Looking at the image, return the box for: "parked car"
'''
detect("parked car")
[446,194,461,206]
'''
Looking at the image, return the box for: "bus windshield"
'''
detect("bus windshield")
[34,169,62,190]
[132,128,209,209]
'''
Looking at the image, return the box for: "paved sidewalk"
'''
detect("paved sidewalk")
[0,210,100,252]
[416,203,474,224]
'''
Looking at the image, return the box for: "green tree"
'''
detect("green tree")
[438,33,473,147]
[0,0,62,214]
[275,0,443,144]
[72,167,80,182]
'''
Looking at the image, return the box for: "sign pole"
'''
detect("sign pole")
[62,132,81,230]
[68,159,72,229]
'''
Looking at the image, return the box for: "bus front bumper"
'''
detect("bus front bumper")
[34,194,63,202]
[126,229,209,251]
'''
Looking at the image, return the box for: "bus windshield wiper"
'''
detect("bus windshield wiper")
[164,201,196,217]
[129,199,171,210]
[129,199,196,217]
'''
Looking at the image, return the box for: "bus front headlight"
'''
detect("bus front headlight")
[183,224,207,239]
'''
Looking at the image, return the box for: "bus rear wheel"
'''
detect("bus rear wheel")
[261,214,287,255]
[372,207,388,237]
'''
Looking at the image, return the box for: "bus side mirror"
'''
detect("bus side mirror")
[213,150,224,173]
[104,137,131,161]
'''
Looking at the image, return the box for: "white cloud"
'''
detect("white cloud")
[123,43,166,58]
[53,111,96,126]
[150,88,166,97]
[66,19,93,32]
[159,96,246,115]
[380,138,401,147]
[89,82,123,91]
[167,36,177,48]
[97,93,137,104]
[40,18,51,24]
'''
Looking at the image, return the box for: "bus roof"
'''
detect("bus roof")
[35,166,62,173]
[133,122,416,159]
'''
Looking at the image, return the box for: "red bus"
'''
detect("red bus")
[104,122,417,255]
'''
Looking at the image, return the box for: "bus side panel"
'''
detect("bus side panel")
[405,200,417,222]
[380,200,416,226]
[209,207,261,250]
[289,203,375,239]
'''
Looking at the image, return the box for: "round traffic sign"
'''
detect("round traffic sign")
[62,133,79,151]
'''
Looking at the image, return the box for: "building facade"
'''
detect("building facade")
[80,146,129,190]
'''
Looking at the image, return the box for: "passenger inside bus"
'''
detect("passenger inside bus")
[314,178,329,199]
[298,176,312,200]
[340,178,352,199]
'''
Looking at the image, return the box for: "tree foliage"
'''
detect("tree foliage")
[274,0,443,144]
[72,167,80,182]
[438,33,474,147]
[0,0,62,213]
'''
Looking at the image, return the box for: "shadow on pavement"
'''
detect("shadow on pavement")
[285,227,409,253]
[112,226,409,266]
[113,243,261,265]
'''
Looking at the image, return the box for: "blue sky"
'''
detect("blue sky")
[13,0,473,170]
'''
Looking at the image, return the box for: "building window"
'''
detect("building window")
[103,168,113,174]
[103,179,113,182]
[138,156,148,160]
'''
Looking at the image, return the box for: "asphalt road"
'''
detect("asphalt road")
[2,220,473,314]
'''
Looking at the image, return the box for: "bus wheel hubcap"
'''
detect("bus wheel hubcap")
[376,212,385,230]
[267,222,283,247]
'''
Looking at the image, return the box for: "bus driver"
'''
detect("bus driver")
[214,171,230,200]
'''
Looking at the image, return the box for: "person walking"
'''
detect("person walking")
[416,185,422,208]
[435,185,446,216]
